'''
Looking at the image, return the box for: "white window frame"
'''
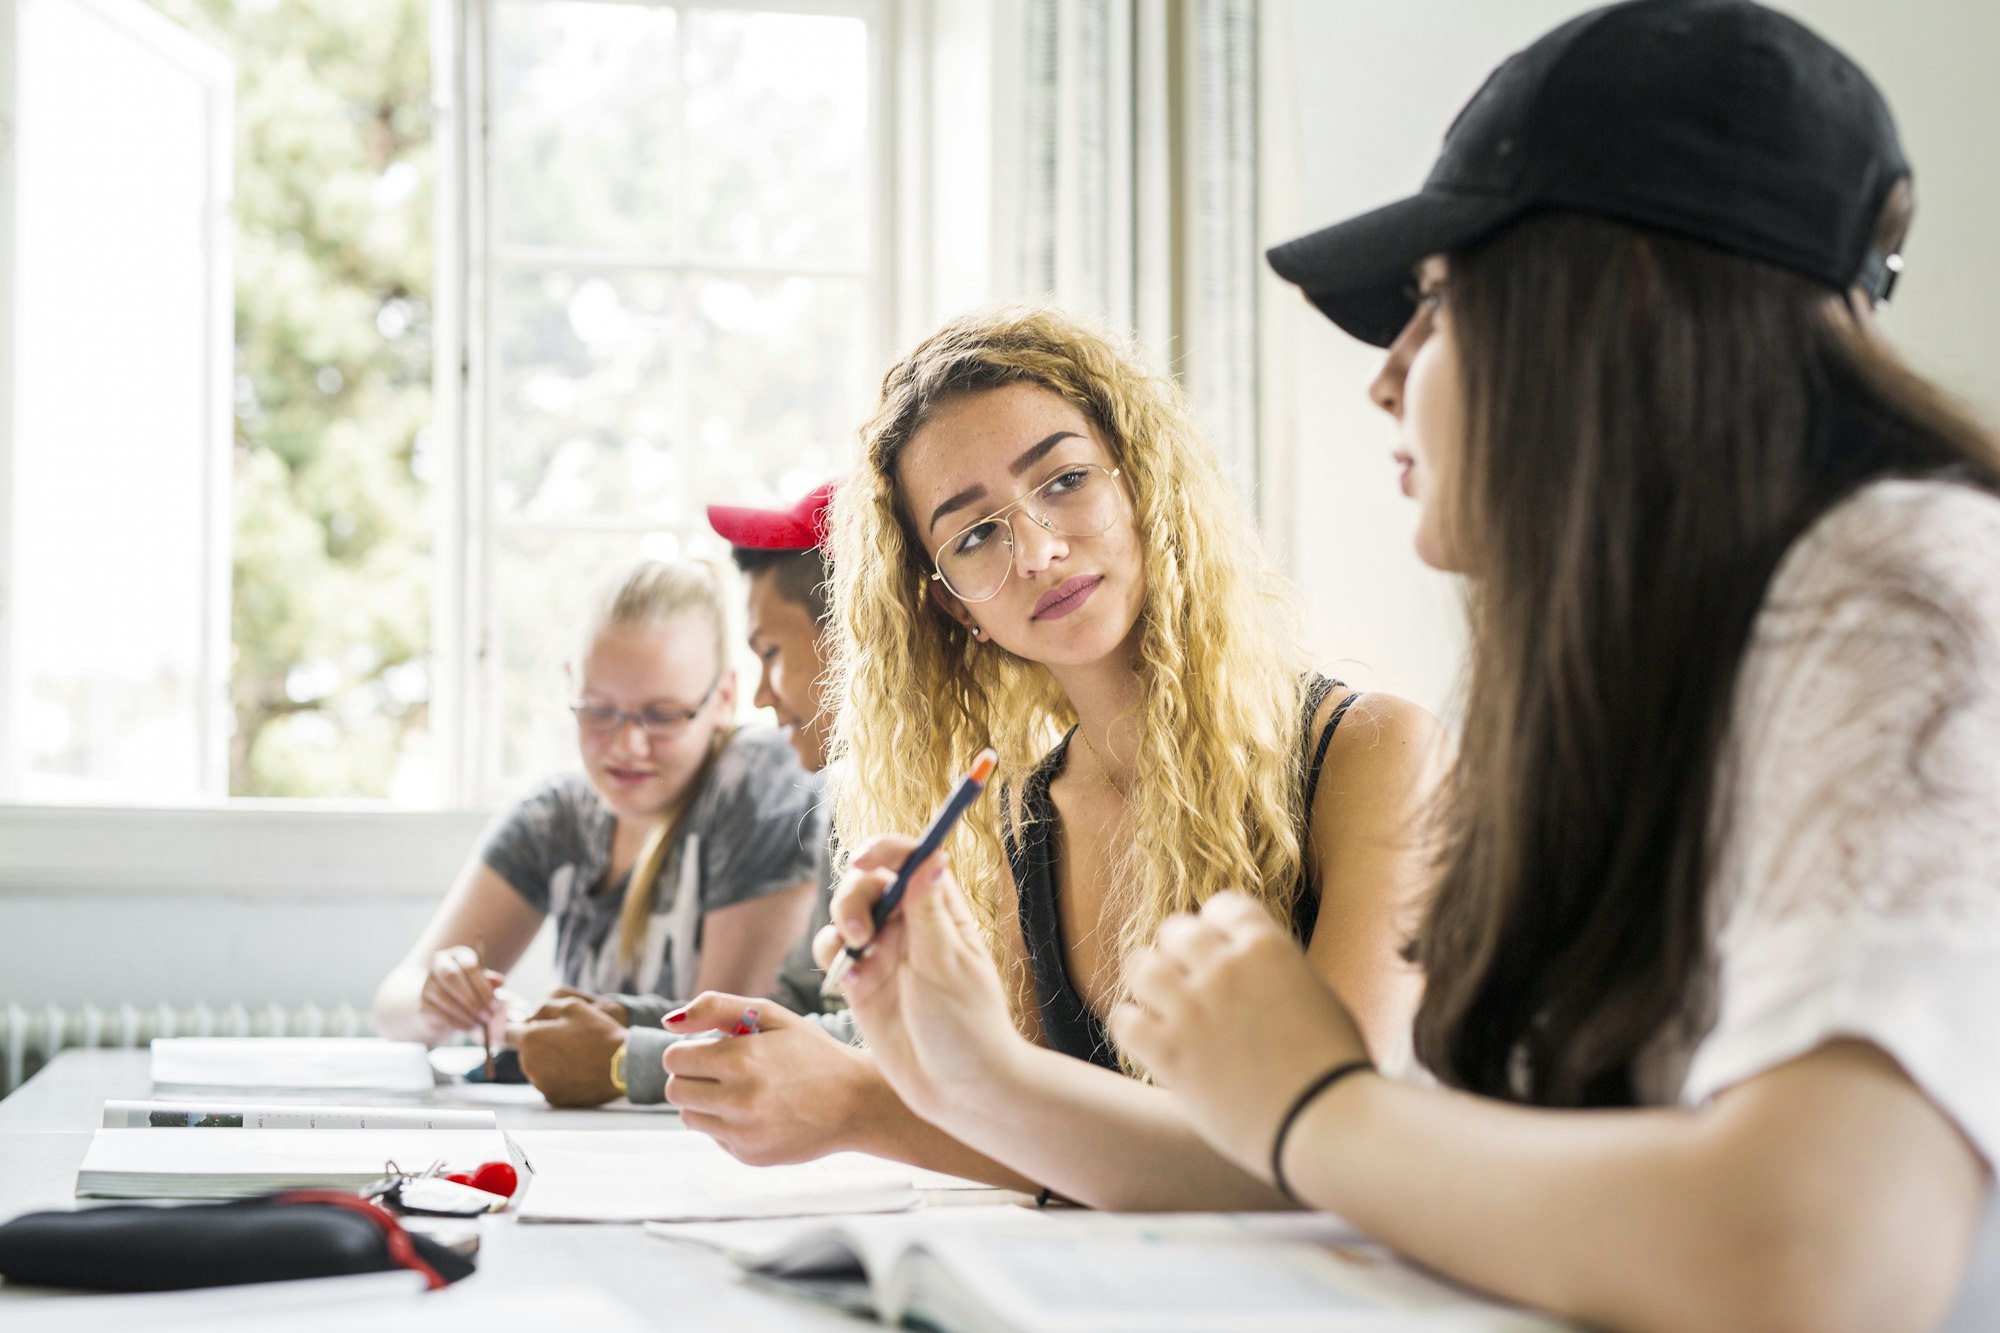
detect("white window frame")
[0,0,908,897]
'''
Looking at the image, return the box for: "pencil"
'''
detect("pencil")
[476,934,496,1081]
[821,748,998,995]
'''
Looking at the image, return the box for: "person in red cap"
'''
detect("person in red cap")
[707,482,838,774]
[1092,3,1997,1330]
[706,483,850,1023]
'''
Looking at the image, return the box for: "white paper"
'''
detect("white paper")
[511,1129,922,1223]
[6,1274,429,1332]
[150,1038,434,1093]
[6,1277,653,1333]
[101,1100,497,1130]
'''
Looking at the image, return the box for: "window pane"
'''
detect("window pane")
[684,274,868,501]
[477,3,879,801]
[12,0,226,801]
[491,1,680,253]
[494,269,683,524]
[197,0,436,792]
[685,9,870,267]
[140,0,437,801]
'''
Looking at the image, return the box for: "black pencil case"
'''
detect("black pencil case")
[0,1190,475,1292]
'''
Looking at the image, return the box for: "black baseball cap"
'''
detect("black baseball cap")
[1269,0,1910,347]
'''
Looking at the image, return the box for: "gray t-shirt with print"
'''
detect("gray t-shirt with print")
[481,726,822,1001]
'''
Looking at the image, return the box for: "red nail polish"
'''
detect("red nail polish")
[665,1010,687,1024]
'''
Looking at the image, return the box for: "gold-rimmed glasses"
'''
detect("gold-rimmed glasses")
[570,673,720,740]
[929,463,1123,603]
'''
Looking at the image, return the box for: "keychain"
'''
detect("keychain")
[362,1158,519,1216]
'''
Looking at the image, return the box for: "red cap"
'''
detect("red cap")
[706,482,836,553]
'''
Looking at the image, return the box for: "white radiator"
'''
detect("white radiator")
[1,1001,374,1097]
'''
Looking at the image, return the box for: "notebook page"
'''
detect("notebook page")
[908,1216,1573,1332]
[650,1203,1049,1276]
[512,1129,920,1223]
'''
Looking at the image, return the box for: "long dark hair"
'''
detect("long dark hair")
[1412,194,2000,1106]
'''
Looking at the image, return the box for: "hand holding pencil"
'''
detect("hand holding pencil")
[419,944,509,1043]
[812,749,1028,1121]
[820,748,997,995]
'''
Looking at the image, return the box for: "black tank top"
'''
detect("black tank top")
[999,676,1362,1070]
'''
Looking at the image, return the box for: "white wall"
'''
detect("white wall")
[0,808,558,1013]
[1261,0,2000,722]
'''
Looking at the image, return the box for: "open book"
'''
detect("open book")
[648,1209,1574,1332]
[76,1106,512,1200]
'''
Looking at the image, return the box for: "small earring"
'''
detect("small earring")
[970,626,984,640]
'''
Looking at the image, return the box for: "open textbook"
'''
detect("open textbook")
[149,1038,435,1094]
[648,1209,1575,1332]
[75,1123,514,1200]
[510,1129,993,1223]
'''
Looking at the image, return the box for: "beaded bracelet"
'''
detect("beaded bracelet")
[1269,1058,1374,1204]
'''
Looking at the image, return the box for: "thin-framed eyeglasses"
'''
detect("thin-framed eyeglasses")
[929,462,1124,604]
[570,673,720,740]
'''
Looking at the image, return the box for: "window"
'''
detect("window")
[0,0,885,808]
[469,0,878,799]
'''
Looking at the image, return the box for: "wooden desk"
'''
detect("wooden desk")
[0,1050,863,1327]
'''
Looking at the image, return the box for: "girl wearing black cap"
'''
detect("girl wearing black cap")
[1110,1,1997,1328]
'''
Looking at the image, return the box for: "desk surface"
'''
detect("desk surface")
[0,1050,866,1327]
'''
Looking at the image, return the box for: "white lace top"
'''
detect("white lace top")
[1666,479,2000,1328]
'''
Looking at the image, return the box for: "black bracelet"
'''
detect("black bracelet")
[1269,1058,1374,1204]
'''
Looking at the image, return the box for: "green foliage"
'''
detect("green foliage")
[148,0,433,797]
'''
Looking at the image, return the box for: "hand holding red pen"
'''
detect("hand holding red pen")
[811,833,1029,1124]
[662,994,880,1166]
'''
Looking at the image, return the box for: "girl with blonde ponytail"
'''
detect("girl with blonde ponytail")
[670,305,1443,1208]
[375,559,821,1105]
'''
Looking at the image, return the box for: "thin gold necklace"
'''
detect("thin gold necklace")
[1075,727,1132,798]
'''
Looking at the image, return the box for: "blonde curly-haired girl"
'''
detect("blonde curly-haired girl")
[694,305,1445,1209]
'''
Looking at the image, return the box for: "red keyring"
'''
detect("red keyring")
[442,1160,519,1199]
